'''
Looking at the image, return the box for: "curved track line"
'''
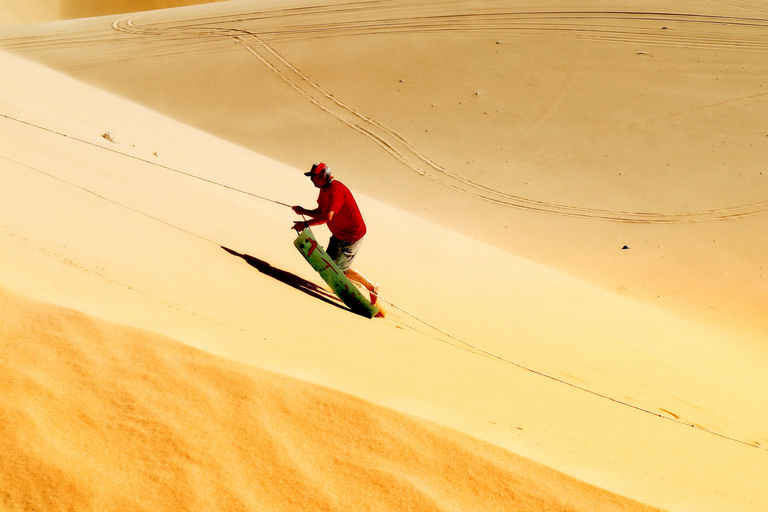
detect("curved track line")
[110,11,768,223]
[7,9,767,55]
[227,29,768,223]
[147,9,768,50]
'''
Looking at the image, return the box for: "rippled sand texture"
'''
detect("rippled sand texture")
[1,1,767,512]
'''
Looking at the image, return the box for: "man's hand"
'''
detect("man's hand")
[292,220,308,232]
[292,206,306,215]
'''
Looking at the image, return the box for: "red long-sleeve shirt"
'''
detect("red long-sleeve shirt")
[317,180,367,242]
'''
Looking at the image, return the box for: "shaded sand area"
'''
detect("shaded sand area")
[0,0,229,26]
[1,1,768,511]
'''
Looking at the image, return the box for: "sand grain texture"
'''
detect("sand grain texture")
[0,288,662,512]
[1,1,768,511]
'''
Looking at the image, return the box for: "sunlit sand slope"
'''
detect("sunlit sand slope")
[0,287,663,512]
[2,48,767,512]
[2,2,768,511]
[1,0,766,335]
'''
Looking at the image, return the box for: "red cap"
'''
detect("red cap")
[305,162,329,176]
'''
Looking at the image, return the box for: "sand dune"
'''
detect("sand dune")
[0,287,662,511]
[2,1,768,511]
[2,0,766,336]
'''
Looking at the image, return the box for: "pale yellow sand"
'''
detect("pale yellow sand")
[3,0,766,336]
[1,1,768,511]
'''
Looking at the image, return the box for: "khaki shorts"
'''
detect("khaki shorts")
[326,236,363,273]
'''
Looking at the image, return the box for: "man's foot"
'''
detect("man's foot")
[369,283,379,305]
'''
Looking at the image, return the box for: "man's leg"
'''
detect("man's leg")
[344,268,378,304]
[329,236,379,304]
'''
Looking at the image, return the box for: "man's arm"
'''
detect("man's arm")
[292,208,335,231]
[307,210,333,226]
[292,205,322,217]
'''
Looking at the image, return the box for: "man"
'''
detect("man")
[292,163,378,304]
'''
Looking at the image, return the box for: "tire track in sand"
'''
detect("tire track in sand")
[108,8,768,223]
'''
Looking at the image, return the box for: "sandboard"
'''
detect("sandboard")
[294,229,380,319]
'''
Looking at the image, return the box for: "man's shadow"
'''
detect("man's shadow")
[221,247,348,312]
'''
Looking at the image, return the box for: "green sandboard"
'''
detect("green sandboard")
[294,229,379,319]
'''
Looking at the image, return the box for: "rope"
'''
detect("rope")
[3,109,765,453]
[376,295,767,452]
[1,153,223,246]
[0,111,293,209]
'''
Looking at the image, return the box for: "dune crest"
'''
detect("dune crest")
[0,0,227,26]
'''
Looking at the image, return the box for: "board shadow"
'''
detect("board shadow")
[221,247,348,312]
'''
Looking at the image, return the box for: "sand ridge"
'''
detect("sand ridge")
[0,0,231,26]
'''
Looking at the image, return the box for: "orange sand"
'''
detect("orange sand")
[1,1,767,511]
[1,287,661,511]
